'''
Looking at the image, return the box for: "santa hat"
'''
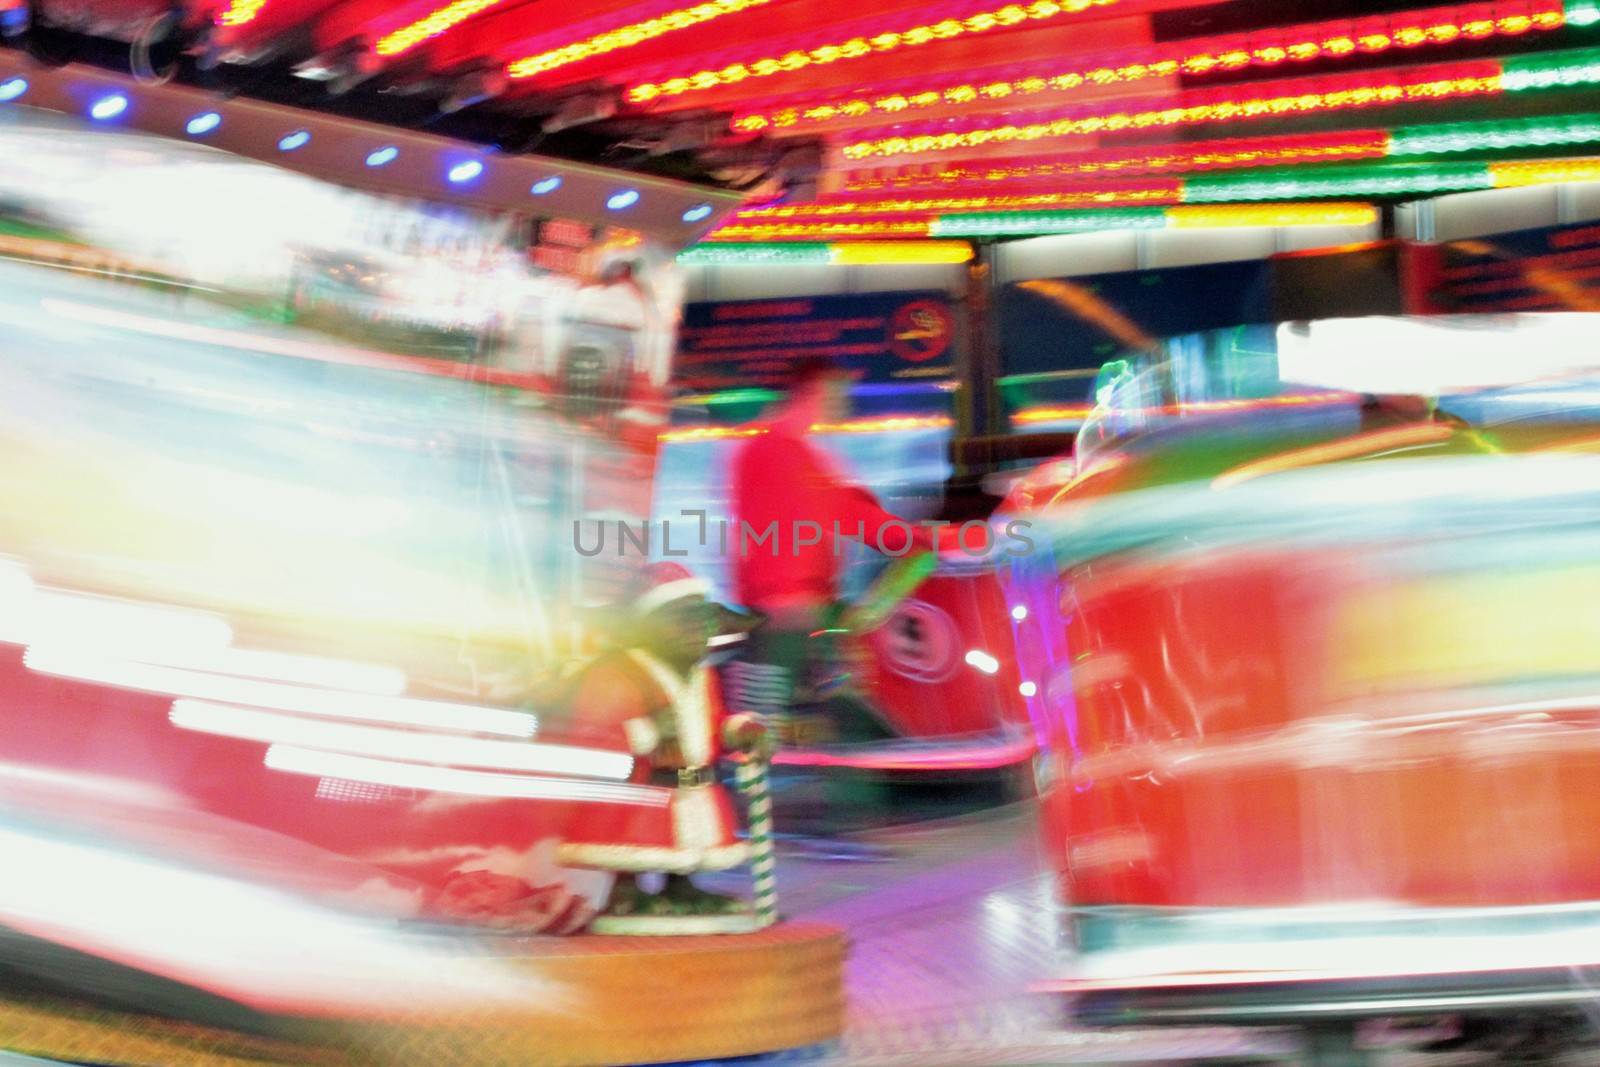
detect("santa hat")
[621,562,711,617]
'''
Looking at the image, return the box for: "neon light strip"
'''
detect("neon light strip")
[506,0,779,80]
[1012,391,1354,426]
[1181,156,1600,202]
[921,155,1600,237]
[677,240,974,264]
[846,132,1393,192]
[716,151,1600,243]
[1389,112,1600,153]
[707,220,935,240]
[738,184,1184,218]
[171,700,631,779]
[660,416,954,443]
[735,203,1374,239]
[839,113,1600,197]
[624,0,1123,103]
[842,60,1505,160]
[729,0,1566,132]
[265,745,667,805]
[842,44,1600,161]
[376,0,507,57]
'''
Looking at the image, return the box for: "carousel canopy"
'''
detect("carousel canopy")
[5,1,1600,246]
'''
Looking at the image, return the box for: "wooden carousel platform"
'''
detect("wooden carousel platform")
[0,922,846,1067]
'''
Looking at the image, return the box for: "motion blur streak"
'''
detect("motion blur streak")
[39,297,488,383]
[0,819,564,1018]
[22,647,537,737]
[1049,904,1600,989]
[1211,422,1455,489]
[265,745,670,805]
[171,700,632,779]
[0,577,404,692]
[0,586,234,656]
[136,646,406,695]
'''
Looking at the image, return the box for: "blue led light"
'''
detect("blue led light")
[448,159,484,184]
[530,175,562,195]
[682,203,713,223]
[0,78,27,103]
[607,188,640,211]
[186,111,222,137]
[90,94,128,121]
[277,129,311,152]
[366,146,399,167]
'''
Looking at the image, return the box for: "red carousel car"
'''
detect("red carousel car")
[1003,315,1600,1062]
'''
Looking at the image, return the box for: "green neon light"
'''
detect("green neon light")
[1390,113,1600,155]
[1502,44,1600,91]
[700,388,780,406]
[931,207,1168,238]
[1183,160,1493,203]
[1570,0,1600,27]
[676,243,836,264]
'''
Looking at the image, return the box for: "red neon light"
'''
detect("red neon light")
[720,0,1561,131]
[621,0,1129,103]
[843,131,1392,193]
[841,59,1503,159]
[736,180,1184,219]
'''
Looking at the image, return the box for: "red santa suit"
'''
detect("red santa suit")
[558,594,758,874]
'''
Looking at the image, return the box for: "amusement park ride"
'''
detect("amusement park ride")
[16,0,1600,1063]
[0,20,1031,1067]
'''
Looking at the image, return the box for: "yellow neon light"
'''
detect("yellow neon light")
[626,0,1120,104]
[376,0,505,57]
[842,74,1502,159]
[1488,156,1600,186]
[830,241,973,264]
[710,221,933,240]
[217,0,267,27]
[1167,203,1379,227]
[507,0,777,80]
[1012,405,1095,424]
[740,187,1183,219]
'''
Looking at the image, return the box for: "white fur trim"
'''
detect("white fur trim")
[623,716,661,756]
[633,577,710,616]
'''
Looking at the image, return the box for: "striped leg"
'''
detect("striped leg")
[736,758,779,927]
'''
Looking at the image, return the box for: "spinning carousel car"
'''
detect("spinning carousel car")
[1004,314,1600,1063]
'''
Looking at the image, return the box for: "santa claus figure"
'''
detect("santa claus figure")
[559,563,773,932]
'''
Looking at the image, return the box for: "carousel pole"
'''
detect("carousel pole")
[737,756,779,927]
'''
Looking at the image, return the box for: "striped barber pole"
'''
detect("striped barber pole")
[736,757,779,927]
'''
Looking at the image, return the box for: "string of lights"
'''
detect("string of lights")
[376,0,508,58]
[624,0,1123,103]
[840,59,1509,160]
[506,0,778,81]
[702,151,1600,241]
[842,114,1600,192]
[928,202,1378,237]
[839,45,1600,161]
[737,183,1184,218]
[677,241,975,264]
[727,0,1569,134]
